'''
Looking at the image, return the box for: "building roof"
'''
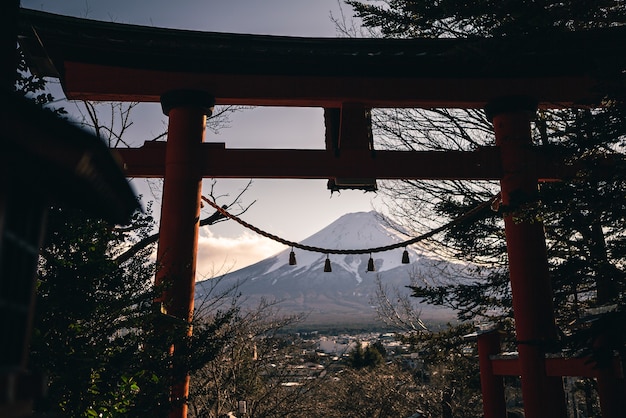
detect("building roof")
[3,91,140,224]
[18,8,626,108]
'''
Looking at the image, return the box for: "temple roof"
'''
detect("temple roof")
[3,92,140,224]
[18,8,626,108]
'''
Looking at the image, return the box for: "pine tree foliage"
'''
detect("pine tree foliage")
[347,341,385,369]
[346,3,626,413]
[31,206,237,417]
[346,0,626,38]
[347,0,626,328]
[15,48,256,416]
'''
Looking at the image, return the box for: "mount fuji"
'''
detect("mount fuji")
[195,211,458,327]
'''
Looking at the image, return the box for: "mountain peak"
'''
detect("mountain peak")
[196,210,457,326]
[302,210,409,249]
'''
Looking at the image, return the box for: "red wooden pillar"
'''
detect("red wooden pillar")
[156,90,214,418]
[486,97,567,418]
[593,334,625,418]
[477,329,506,418]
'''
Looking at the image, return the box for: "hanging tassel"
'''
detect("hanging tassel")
[402,248,410,264]
[289,248,297,265]
[324,255,332,272]
[367,253,375,272]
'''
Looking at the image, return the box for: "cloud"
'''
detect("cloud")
[195,230,286,281]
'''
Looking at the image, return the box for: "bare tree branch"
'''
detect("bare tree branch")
[115,180,257,264]
[371,274,427,332]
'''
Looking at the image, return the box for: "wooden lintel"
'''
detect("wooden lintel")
[546,356,624,379]
[62,62,598,108]
[114,142,572,181]
[490,356,624,378]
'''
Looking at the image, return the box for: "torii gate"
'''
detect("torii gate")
[18,8,626,418]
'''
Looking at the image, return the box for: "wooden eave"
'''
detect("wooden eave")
[17,9,626,108]
[2,92,140,224]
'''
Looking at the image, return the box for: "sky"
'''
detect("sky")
[20,0,387,277]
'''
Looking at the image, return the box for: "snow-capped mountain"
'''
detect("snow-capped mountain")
[195,211,457,327]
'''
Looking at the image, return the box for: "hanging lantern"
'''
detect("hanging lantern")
[402,248,410,264]
[289,248,297,265]
[367,253,375,272]
[324,255,332,272]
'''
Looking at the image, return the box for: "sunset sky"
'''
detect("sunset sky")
[20,0,386,277]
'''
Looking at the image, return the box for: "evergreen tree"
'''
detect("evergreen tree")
[346,0,626,38]
[31,205,236,417]
[347,0,626,329]
[16,48,250,417]
[31,205,160,416]
[346,0,626,413]
[347,341,384,369]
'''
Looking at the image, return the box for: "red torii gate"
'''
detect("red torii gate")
[18,8,626,418]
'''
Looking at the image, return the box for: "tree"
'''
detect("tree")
[187,300,326,418]
[346,0,626,413]
[401,322,487,417]
[346,0,626,38]
[316,365,425,418]
[31,204,157,415]
[15,47,63,113]
[15,48,258,415]
[347,341,384,369]
[30,204,238,417]
[347,0,626,327]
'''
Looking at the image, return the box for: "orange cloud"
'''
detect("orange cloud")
[195,230,286,281]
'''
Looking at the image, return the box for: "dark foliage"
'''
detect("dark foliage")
[30,206,235,417]
[349,0,626,327]
[347,0,626,38]
[347,341,384,369]
[15,47,65,114]
[347,0,626,413]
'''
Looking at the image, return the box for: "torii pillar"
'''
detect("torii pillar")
[486,97,567,418]
[155,90,214,418]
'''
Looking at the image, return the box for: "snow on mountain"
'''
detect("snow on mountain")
[263,211,419,281]
[195,211,458,327]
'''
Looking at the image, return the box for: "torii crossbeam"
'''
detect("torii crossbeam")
[18,8,626,418]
